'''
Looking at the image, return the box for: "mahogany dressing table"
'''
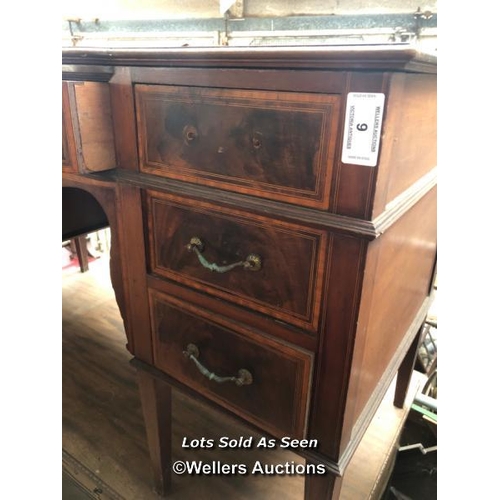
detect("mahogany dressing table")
[62,44,437,499]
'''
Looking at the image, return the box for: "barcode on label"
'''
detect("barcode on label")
[341,93,385,167]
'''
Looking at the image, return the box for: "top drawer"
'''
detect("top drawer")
[135,85,341,209]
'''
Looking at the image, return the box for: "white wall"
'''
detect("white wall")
[62,0,437,20]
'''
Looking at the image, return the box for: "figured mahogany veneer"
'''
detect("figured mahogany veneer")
[62,45,437,500]
[136,85,340,209]
[150,289,313,439]
[146,190,327,332]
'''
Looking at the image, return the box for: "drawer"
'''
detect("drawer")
[62,81,116,174]
[62,82,78,173]
[135,85,340,209]
[150,290,313,438]
[146,190,328,332]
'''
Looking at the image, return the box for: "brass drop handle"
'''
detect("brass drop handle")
[183,344,253,386]
[186,237,262,273]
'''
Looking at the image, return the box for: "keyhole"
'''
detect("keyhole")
[252,132,262,149]
[183,125,198,145]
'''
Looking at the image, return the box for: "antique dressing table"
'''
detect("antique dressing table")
[62,44,437,499]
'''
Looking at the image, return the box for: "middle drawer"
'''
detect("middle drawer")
[146,190,328,332]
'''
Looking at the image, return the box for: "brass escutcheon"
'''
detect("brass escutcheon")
[183,125,198,145]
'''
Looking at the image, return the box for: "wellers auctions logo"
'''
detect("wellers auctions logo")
[173,435,327,476]
[172,460,327,476]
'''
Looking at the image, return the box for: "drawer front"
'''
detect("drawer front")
[62,81,117,174]
[62,114,73,170]
[62,82,78,173]
[150,290,313,438]
[147,190,328,332]
[136,85,340,209]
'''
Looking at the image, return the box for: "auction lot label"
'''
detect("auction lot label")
[341,92,385,167]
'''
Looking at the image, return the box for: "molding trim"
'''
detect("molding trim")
[88,168,436,240]
[373,167,437,236]
[62,64,115,82]
[62,45,436,73]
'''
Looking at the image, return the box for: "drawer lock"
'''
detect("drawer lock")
[183,125,199,145]
[183,343,253,387]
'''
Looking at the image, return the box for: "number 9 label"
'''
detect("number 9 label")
[341,93,385,167]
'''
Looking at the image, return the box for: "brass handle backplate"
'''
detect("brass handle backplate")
[186,237,262,273]
[183,343,253,386]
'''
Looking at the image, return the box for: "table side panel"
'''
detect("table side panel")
[372,72,437,218]
[347,186,437,437]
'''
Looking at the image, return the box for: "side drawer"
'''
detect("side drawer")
[150,290,313,438]
[62,82,78,173]
[63,81,116,173]
[136,85,340,209]
[146,190,328,332]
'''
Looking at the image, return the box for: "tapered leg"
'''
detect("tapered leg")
[136,366,172,496]
[304,464,343,500]
[393,324,423,408]
[72,235,89,272]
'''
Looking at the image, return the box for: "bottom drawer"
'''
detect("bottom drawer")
[149,290,313,438]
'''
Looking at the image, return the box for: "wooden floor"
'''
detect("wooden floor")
[62,254,424,500]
